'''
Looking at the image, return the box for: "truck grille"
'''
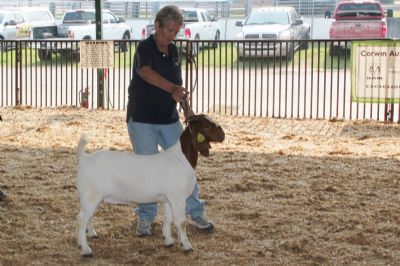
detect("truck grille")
[262,34,277,40]
[245,34,277,40]
[245,34,259,39]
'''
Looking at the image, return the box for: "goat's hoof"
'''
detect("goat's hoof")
[163,236,174,247]
[181,243,193,253]
[80,247,93,257]
[165,243,174,248]
[89,235,98,239]
[183,248,193,253]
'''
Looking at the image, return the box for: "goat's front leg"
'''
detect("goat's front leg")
[170,199,193,252]
[162,202,174,247]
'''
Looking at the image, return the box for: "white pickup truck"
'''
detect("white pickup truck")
[141,8,221,54]
[35,9,132,60]
[0,7,56,51]
[235,6,310,60]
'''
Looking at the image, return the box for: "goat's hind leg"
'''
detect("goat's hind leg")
[86,217,98,239]
[77,196,101,257]
[162,202,174,247]
[170,199,193,252]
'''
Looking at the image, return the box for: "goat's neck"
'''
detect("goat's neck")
[180,127,198,169]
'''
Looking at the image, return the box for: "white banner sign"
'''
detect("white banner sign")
[80,40,114,69]
[352,41,400,103]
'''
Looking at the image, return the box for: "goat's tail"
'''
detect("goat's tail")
[77,134,89,162]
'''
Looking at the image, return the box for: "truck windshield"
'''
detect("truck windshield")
[24,11,53,22]
[63,12,95,23]
[182,10,198,22]
[0,14,4,23]
[336,3,382,17]
[245,11,289,25]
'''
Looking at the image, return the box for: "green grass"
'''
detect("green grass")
[189,43,350,70]
[0,45,137,67]
[1,43,350,70]
[296,44,351,69]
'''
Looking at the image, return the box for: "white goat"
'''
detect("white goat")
[76,114,225,256]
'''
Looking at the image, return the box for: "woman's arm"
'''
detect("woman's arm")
[139,65,187,103]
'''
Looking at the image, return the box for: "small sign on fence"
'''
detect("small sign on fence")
[80,40,114,69]
[352,40,400,103]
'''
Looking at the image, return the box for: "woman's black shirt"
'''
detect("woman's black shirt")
[126,35,182,124]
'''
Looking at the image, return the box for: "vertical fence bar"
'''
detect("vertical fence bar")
[266,42,270,118]
[343,42,349,119]
[316,41,320,119]
[230,42,234,115]
[247,41,251,116]
[15,41,20,105]
[0,41,2,106]
[283,42,289,118]
[236,41,240,116]
[323,41,327,119]
[272,43,276,118]
[290,41,295,118]
[260,42,264,117]
[309,41,314,118]
[303,42,308,119]
[297,43,301,118]
[241,42,244,115]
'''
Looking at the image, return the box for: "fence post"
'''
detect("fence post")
[15,41,21,106]
[95,0,104,109]
[184,41,194,110]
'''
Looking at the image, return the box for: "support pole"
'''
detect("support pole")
[95,0,104,108]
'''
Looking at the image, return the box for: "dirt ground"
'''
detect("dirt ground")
[0,106,399,266]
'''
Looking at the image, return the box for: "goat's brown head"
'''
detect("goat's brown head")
[180,114,225,168]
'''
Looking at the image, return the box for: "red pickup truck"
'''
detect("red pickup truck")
[329,0,388,55]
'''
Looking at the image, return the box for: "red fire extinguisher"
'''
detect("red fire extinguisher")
[80,88,89,109]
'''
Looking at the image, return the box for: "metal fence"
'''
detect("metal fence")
[1,39,399,123]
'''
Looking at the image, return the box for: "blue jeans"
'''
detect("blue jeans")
[127,119,205,221]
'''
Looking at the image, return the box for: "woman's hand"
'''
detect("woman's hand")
[170,85,188,103]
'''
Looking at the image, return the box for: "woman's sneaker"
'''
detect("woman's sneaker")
[136,219,152,236]
[189,215,215,231]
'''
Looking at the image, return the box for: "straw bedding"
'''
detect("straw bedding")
[0,106,399,265]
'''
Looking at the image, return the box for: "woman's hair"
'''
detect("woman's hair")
[155,5,184,28]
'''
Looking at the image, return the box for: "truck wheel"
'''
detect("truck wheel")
[286,43,294,61]
[212,31,220,49]
[301,33,310,49]
[329,44,339,56]
[0,36,6,52]
[191,35,200,56]
[236,44,245,61]
[38,49,52,61]
[119,32,130,52]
